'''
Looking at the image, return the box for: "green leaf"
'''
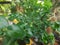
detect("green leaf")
[0,16,8,28]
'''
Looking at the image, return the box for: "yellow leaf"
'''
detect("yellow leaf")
[26,44,29,45]
[13,19,19,24]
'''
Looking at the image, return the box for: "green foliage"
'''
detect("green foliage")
[0,0,58,45]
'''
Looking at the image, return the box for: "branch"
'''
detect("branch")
[0,1,11,4]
